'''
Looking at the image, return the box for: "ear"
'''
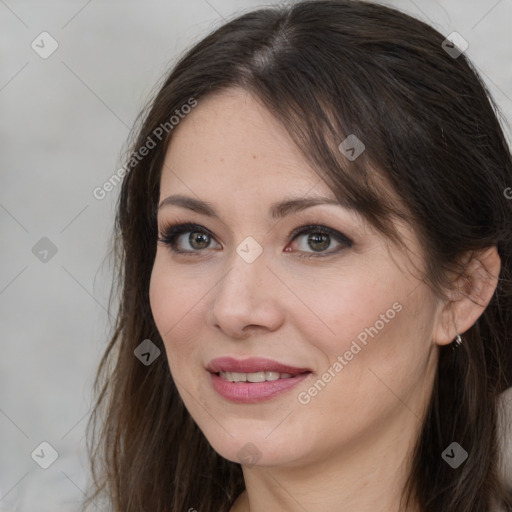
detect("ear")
[433,246,501,346]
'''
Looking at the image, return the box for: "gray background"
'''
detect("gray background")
[1,1,511,510]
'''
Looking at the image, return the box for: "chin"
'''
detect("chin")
[197,424,309,468]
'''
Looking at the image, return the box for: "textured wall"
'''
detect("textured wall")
[1,1,511,510]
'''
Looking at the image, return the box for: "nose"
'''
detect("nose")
[208,247,284,339]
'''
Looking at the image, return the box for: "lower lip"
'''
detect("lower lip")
[209,372,311,403]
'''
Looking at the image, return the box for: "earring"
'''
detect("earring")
[454,334,462,347]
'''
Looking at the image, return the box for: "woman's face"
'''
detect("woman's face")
[149,87,442,468]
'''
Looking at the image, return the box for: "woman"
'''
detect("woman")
[86,1,512,511]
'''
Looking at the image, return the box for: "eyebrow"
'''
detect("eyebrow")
[158,194,352,220]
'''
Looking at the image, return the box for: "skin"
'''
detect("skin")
[149,87,500,512]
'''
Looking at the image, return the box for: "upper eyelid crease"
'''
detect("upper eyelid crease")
[157,222,353,257]
[157,194,352,220]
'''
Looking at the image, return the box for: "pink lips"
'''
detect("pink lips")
[207,357,311,375]
[207,357,312,403]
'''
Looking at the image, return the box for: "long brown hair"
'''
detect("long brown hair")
[85,1,512,510]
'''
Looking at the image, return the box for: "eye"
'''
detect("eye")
[157,221,353,258]
[157,222,221,255]
[287,224,352,258]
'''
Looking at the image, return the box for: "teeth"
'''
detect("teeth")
[219,371,295,382]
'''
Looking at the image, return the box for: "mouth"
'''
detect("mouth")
[206,357,312,403]
[207,356,311,375]
[216,370,300,382]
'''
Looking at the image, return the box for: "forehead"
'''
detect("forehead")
[159,88,324,195]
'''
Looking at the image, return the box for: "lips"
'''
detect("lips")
[207,357,311,375]
[206,357,312,403]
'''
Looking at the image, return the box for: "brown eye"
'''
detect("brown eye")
[305,232,331,252]
[289,224,352,258]
[158,222,352,259]
[187,231,212,250]
[158,223,221,255]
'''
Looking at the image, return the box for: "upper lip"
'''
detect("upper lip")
[207,357,311,375]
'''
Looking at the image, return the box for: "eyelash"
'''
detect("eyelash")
[157,221,353,259]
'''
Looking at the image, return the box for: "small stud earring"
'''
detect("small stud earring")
[454,334,462,347]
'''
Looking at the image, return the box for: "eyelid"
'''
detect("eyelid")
[288,224,353,248]
[157,221,221,253]
[157,218,353,259]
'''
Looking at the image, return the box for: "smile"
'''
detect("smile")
[219,371,293,382]
[207,357,312,403]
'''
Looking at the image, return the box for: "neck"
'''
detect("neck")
[231,403,423,512]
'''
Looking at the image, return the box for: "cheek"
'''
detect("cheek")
[149,256,210,370]
[293,271,428,404]
[287,268,405,356]
[149,259,188,357]
[149,260,171,334]
[313,296,432,421]
[150,255,194,329]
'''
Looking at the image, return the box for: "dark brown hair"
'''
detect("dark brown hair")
[85,1,512,511]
